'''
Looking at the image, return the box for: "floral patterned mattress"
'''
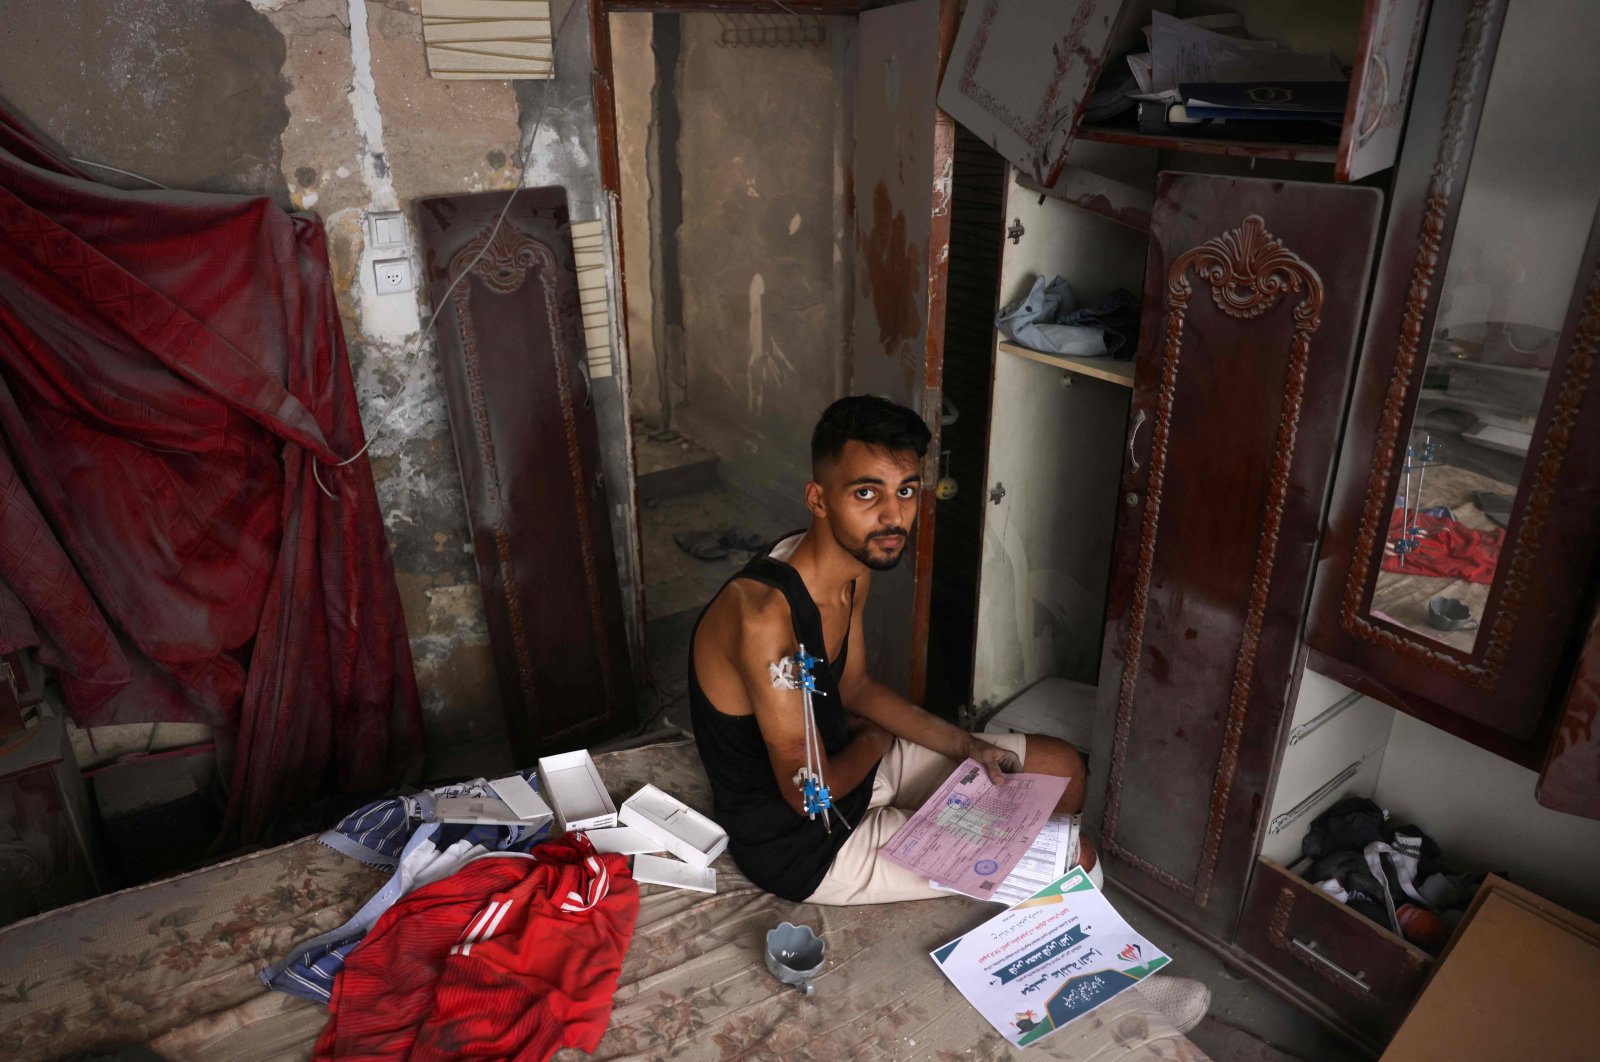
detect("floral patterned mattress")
[0,739,1203,1061]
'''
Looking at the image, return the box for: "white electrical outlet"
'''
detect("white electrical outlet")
[373,258,414,295]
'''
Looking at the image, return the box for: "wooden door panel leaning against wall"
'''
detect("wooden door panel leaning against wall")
[417,189,635,762]
[1088,173,1382,941]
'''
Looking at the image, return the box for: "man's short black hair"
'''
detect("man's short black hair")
[811,394,932,472]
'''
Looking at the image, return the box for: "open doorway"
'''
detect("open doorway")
[596,0,968,729]
[609,10,858,722]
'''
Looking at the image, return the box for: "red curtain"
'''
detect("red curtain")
[0,110,424,840]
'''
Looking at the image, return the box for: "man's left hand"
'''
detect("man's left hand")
[964,735,1022,784]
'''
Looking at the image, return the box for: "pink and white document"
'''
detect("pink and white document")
[881,758,1067,897]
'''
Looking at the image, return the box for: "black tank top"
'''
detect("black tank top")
[687,537,876,902]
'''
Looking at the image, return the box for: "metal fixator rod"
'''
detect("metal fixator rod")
[770,643,847,833]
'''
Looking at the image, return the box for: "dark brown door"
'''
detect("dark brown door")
[417,188,635,762]
[1087,173,1382,940]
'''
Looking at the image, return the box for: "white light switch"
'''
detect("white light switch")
[368,210,408,250]
[373,257,414,295]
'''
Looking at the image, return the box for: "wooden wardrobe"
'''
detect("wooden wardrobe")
[957,0,1600,1052]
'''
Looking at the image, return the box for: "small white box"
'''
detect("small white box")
[584,825,665,856]
[536,750,617,832]
[619,784,728,869]
[435,794,534,827]
[633,853,717,894]
[487,774,553,827]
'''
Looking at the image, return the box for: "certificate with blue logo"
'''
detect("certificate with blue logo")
[881,757,1066,896]
[931,868,1172,1047]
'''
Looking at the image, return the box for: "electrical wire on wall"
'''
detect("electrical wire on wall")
[68,158,170,188]
[309,0,586,500]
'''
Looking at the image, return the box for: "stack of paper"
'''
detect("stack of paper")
[1128,11,1345,103]
[930,814,1081,905]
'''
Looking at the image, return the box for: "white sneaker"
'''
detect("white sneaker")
[1135,974,1210,1034]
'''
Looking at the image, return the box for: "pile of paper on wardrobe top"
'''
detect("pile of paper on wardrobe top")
[540,749,728,895]
[1084,11,1350,144]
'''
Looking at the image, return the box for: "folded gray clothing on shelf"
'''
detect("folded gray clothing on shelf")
[997,275,1141,358]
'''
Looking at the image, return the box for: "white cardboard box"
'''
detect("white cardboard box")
[633,853,717,894]
[619,784,729,869]
[434,795,537,827]
[487,775,554,828]
[584,825,665,856]
[536,750,617,832]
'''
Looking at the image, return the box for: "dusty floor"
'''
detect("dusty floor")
[638,483,792,621]
[1110,887,1371,1061]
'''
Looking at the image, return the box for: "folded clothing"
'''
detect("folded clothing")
[997,275,1141,359]
[314,835,639,1062]
[1301,796,1388,861]
[319,772,546,868]
[263,772,551,1002]
[1300,798,1481,953]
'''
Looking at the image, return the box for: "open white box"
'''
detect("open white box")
[633,853,716,894]
[535,750,617,832]
[619,784,728,869]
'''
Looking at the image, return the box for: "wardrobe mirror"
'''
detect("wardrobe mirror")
[1362,0,1600,653]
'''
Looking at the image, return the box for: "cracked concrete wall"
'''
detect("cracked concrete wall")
[0,0,639,778]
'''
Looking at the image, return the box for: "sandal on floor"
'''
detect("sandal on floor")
[718,529,770,553]
[674,530,733,561]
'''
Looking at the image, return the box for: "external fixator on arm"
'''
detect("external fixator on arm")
[769,645,854,833]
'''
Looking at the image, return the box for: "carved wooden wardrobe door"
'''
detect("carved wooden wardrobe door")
[417,189,634,762]
[1086,174,1382,940]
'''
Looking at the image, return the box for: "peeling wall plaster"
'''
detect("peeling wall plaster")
[609,12,659,424]
[0,0,639,778]
[1,0,291,198]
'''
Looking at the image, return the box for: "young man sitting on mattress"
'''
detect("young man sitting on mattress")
[687,394,1099,906]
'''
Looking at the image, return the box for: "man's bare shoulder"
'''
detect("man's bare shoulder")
[699,578,792,649]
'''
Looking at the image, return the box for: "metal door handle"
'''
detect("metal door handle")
[1127,410,1148,472]
[1289,937,1371,993]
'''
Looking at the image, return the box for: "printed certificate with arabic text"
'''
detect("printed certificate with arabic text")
[930,867,1173,1047]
